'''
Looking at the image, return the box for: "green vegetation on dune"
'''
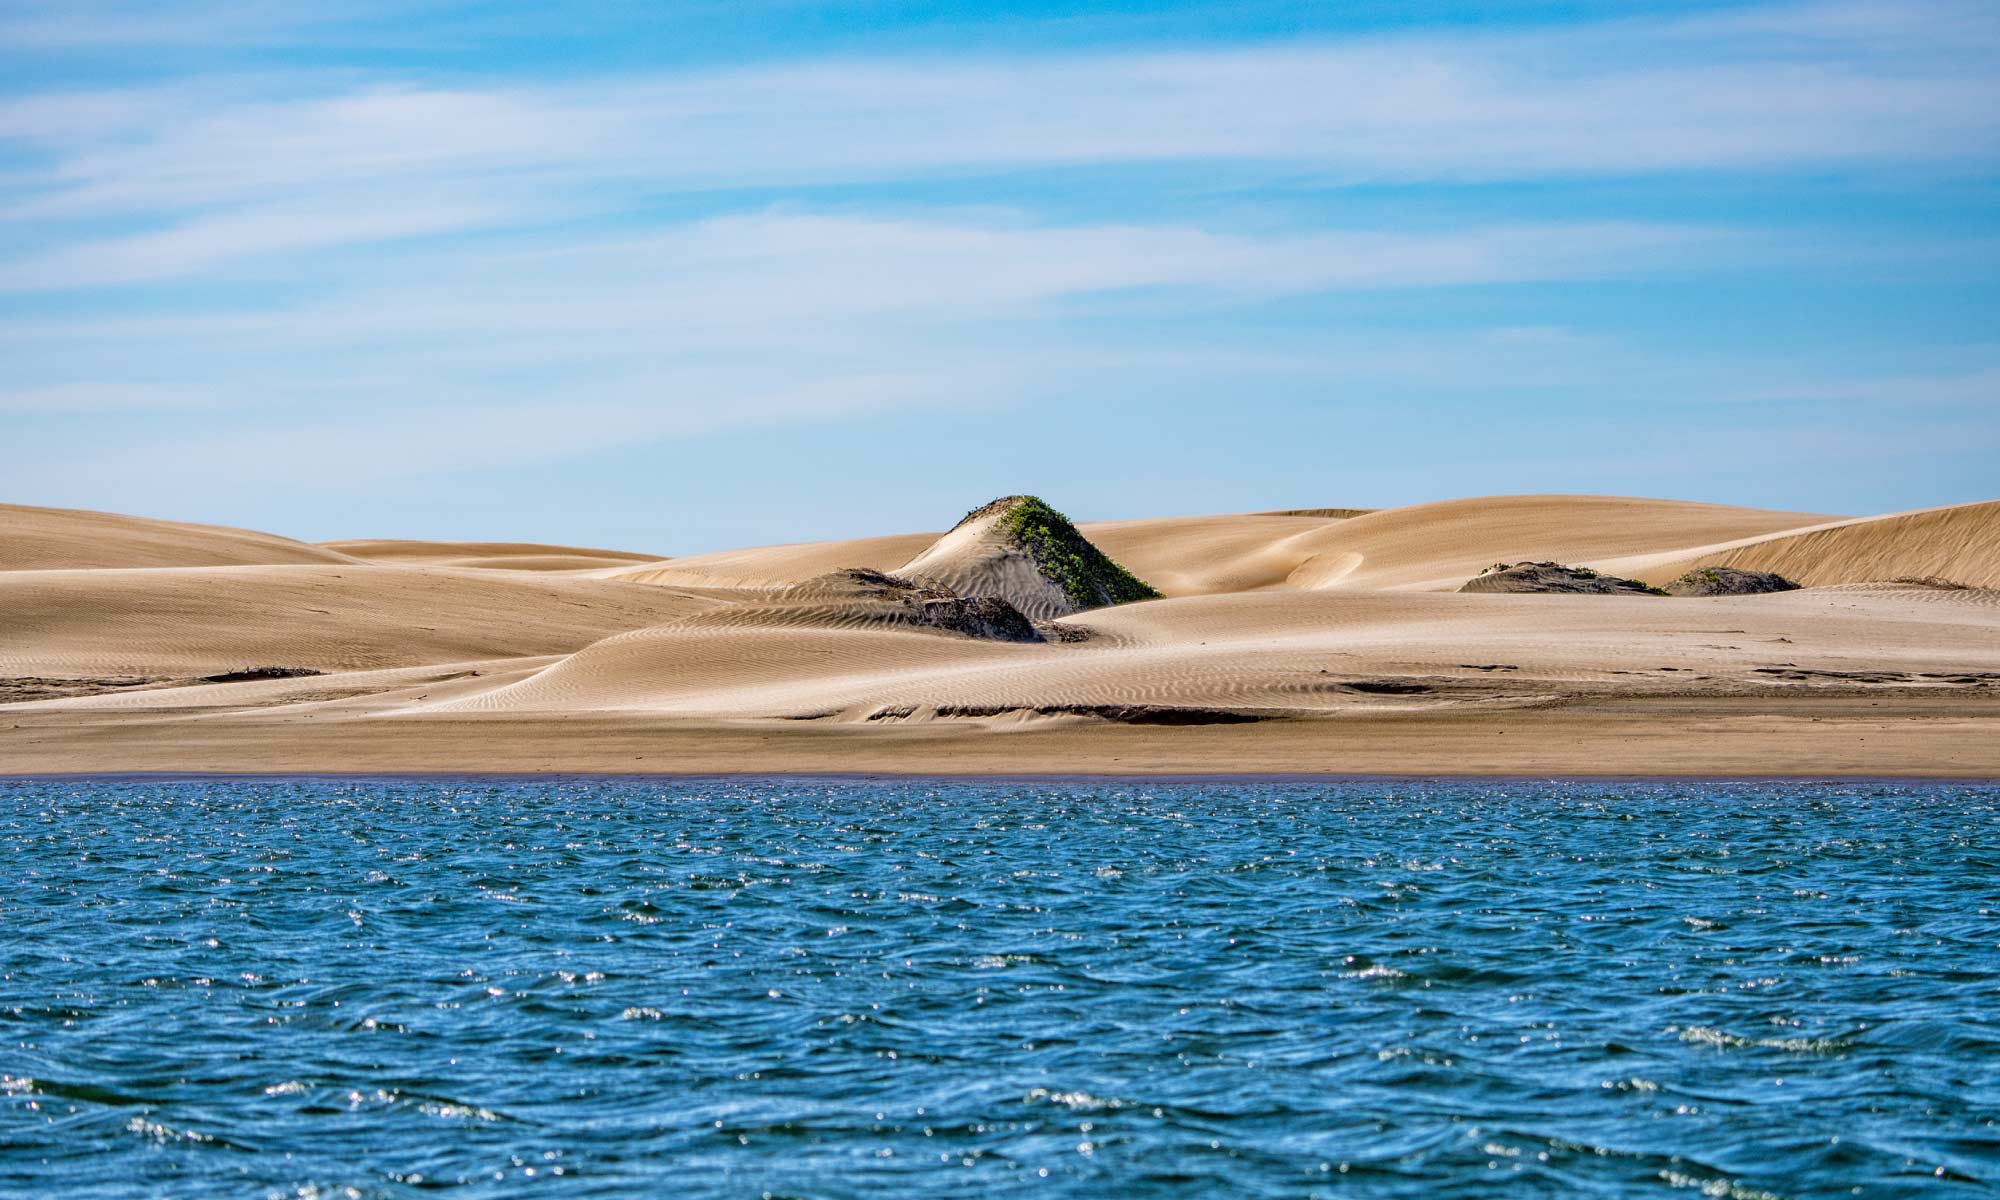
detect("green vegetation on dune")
[1664,566,1801,597]
[968,495,1162,609]
[1465,560,1667,596]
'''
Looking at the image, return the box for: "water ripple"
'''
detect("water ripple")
[1,777,1996,1197]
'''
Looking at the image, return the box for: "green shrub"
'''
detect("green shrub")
[987,496,1162,608]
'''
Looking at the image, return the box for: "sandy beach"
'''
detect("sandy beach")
[4,493,1997,778]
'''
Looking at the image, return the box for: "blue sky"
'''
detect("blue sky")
[2,0,1995,554]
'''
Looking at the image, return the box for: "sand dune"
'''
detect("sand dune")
[611,496,1840,598]
[1080,512,1349,595]
[411,583,2000,722]
[610,511,1363,596]
[0,502,358,571]
[0,563,717,677]
[896,496,1159,619]
[326,539,664,572]
[1267,494,1839,591]
[614,532,935,588]
[3,493,1996,776]
[1609,500,2000,590]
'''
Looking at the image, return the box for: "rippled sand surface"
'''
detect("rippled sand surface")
[4,778,1997,1197]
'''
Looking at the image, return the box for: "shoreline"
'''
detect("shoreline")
[7,769,1998,786]
[7,695,1997,780]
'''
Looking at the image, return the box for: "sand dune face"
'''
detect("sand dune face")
[0,503,359,571]
[0,564,720,678]
[1266,494,1839,592]
[3,494,1997,776]
[1079,513,1346,596]
[1618,500,2000,591]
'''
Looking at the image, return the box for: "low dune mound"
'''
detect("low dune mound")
[200,666,324,683]
[650,569,1047,643]
[788,569,1044,643]
[1664,566,1800,597]
[1459,561,1663,596]
[0,503,358,571]
[898,496,1161,620]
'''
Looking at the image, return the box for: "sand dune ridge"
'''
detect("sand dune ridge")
[4,492,1996,776]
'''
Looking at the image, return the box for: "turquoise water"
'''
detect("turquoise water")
[3,777,1997,1198]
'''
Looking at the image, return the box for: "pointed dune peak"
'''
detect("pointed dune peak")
[898,495,1161,620]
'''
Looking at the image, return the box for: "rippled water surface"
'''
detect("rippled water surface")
[4,777,1999,1198]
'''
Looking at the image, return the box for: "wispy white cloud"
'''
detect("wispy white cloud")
[0,188,516,289]
[2,0,1994,529]
[0,209,1723,322]
[3,1,1995,240]
[1,367,999,495]
[0,204,1840,506]
[0,208,1713,443]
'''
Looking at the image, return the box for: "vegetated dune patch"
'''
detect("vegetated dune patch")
[1661,566,1800,597]
[0,502,360,571]
[0,564,724,677]
[324,539,665,572]
[1272,495,1840,592]
[896,496,1160,621]
[1613,500,2000,591]
[1459,562,1664,595]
